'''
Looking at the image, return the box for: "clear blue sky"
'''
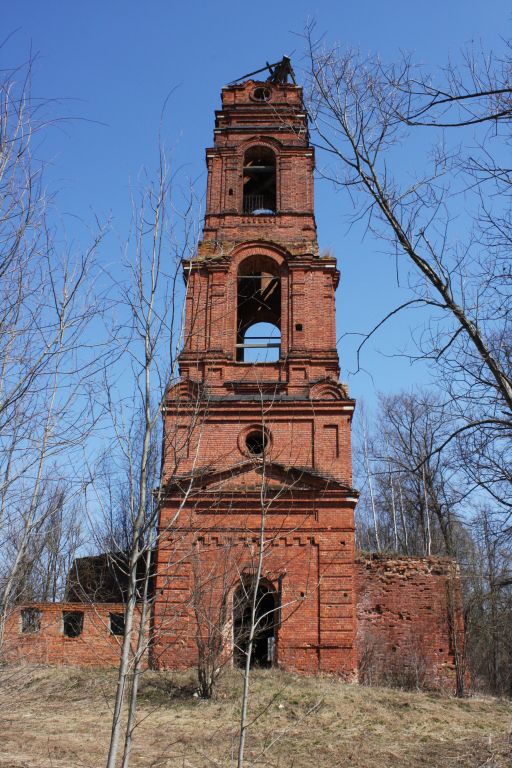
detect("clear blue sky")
[3,1,511,411]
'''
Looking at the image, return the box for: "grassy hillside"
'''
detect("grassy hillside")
[0,665,510,767]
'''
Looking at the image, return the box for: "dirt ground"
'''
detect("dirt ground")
[0,665,510,768]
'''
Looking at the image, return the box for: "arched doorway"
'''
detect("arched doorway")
[233,578,278,668]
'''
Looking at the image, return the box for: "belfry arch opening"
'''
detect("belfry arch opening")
[236,255,281,362]
[243,147,276,214]
[233,577,278,668]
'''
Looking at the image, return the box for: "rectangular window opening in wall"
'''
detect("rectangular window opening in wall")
[21,607,42,634]
[109,612,125,636]
[63,610,84,638]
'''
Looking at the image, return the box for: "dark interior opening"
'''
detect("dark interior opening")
[233,579,277,668]
[252,86,271,102]
[245,429,268,456]
[243,147,276,214]
[109,612,125,636]
[237,255,281,362]
[21,607,41,634]
[63,610,84,638]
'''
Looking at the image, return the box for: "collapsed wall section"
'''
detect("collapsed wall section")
[356,554,464,690]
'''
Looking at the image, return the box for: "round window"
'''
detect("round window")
[252,86,271,102]
[245,429,268,456]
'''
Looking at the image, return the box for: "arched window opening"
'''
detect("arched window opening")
[237,256,281,362]
[243,147,276,214]
[241,322,280,363]
[233,578,278,668]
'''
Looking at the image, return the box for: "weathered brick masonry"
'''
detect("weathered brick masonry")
[356,555,464,687]
[3,603,147,668]
[2,68,464,688]
[4,556,462,685]
[153,75,359,675]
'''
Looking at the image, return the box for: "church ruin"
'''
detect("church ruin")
[3,61,464,690]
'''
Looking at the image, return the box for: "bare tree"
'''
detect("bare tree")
[303,29,511,523]
[304,33,512,694]
[0,55,107,647]
[3,481,84,603]
[235,432,272,768]
[463,508,512,696]
[354,389,512,695]
[99,145,202,768]
[356,391,468,558]
[190,535,235,699]
[356,402,381,553]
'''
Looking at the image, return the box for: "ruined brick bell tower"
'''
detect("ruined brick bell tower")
[153,59,359,675]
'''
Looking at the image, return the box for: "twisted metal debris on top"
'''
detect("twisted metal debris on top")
[229,55,296,86]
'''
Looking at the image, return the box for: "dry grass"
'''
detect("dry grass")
[0,664,510,768]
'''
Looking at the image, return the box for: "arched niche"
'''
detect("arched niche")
[309,381,345,401]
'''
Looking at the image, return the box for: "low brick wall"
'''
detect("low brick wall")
[356,555,463,690]
[2,603,146,668]
[3,557,465,687]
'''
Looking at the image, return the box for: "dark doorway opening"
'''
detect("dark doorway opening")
[233,578,278,668]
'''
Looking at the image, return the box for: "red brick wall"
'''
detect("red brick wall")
[162,400,355,489]
[154,76,358,680]
[204,80,316,245]
[0,80,466,690]
[179,246,341,384]
[2,603,146,668]
[153,495,357,677]
[2,558,464,686]
[356,555,464,690]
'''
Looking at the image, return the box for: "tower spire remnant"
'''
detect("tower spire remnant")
[229,55,296,85]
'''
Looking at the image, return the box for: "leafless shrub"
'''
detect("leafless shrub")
[358,628,431,691]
